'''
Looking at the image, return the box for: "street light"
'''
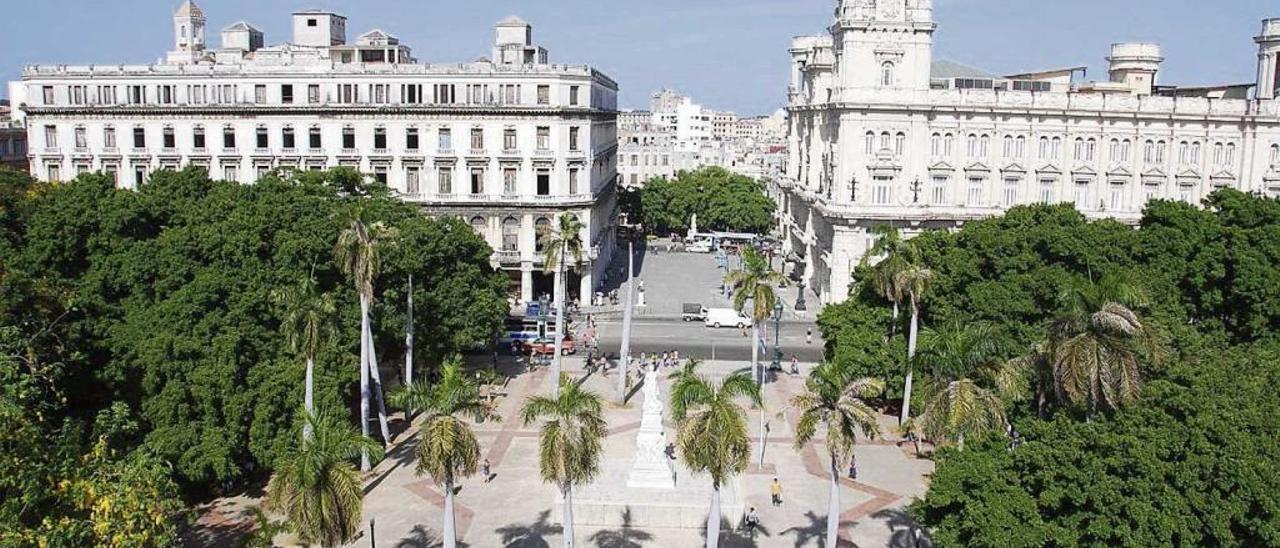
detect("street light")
[771,301,784,370]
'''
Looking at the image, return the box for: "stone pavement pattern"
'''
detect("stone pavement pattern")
[349,353,934,548]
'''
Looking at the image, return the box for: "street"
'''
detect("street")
[594,317,824,362]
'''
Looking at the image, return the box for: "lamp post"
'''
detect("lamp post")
[771,301,783,370]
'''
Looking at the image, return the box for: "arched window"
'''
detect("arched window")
[502,217,520,251]
[944,134,954,156]
[1144,140,1155,163]
[470,215,487,236]
[1155,141,1166,164]
[865,131,876,155]
[880,132,891,151]
[1051,137,1062,159]
[1015,135,1026,158]
[1111,139,1121,160]
[930,133,941,156]
[1073,138,1085,161]
[980,134,990,157]
[967,134,978,157]
[1191,141,1201,163]
[1226,143,1237,165]
[1086,138,1096,162]
[881,62,895,87]
[534,217,551,252]
[1121,139,1132,162]
[1178,141,1189,164]
[1039,137,1050,159]
[894,132,906,156]
[1271,144,1279,164]
[1213,142,1225,164]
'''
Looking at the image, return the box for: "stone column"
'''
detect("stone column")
[579,268,593,306]
[520,265,534,305]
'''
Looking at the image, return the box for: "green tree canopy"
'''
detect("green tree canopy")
[626,167,776,235]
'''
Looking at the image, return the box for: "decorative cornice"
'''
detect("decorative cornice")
[22,105,619,121]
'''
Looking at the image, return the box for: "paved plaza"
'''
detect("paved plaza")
[347,349,934,548]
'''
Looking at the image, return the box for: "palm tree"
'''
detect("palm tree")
[1051,275,1162,415]
[892,264,933,426]
[915,323,1021,449]
[668,359,761,548]
[789,362,884,547]
[521,374,606,548]
[390,357,499,548]
[265,409,384,547]
[274,275,338,439]
[542,214,586,392]
[725,247,786,465]
[861,224,917,334]
[335,214,397,470]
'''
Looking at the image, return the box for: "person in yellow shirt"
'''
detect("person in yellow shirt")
[770,477,783,506]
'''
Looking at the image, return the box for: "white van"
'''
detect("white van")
[704,308,751,329]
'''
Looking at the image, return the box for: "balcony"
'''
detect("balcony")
[493,250,522,265]
[220,148,239,156]
[306,148,325,157]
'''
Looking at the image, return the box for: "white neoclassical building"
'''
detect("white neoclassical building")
[7,2,620,306]
[779,0,1280,305]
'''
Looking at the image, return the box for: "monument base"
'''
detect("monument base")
[560,466,743,530]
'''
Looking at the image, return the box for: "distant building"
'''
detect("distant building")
[8,1,621,306]
[0,104,28,172]
[778,0,1280,306]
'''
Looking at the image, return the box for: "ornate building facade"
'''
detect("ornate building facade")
[779,0,1280,305]
[7,2,620,306]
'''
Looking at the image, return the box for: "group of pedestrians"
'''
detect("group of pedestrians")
[636,349,681,372]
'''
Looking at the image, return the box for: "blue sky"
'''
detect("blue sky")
[1,0,1274,115]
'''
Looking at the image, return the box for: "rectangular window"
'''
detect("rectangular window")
[438,128,452,151]
[340,84,357,103]
[254,85,267,104]
[308,84,320,104]
[133,166,145,187]
[438,167,453,194]
[966,177,985,206]
[193,127,206,149]
[569,127,580,151]
[282,127,296,150]
[104,127,116,149]
[406,167,420,194]
[1110,182,1127,211]
[223,128,235,149]
[42,86,55,105]
[569,169,580,195]
[536,127,550,150]
[70,86,85,105]
[406,128,419,151]
[372,84,388,104]
[223,165,238,182]
[374,128,387,150]
[537,85,550,105]
[281,84,294,104]
[930,175,947,205]
[504,128,517,151]
[501,84,520,105]
[256,127,269,149]
[1039,178,1055,203]
[1003,177,1019,207]
[48,164,62,182]
[503,168,518,194]
[433,84,455,104]
[871,175,893,205]
[470,127,484,151]
[537,171,551,196]
[127,85,146,104]
[470,169,484,195]
[1144,182,1161,204]
[342,128,356,150]
[569,85,581,106]
[1074,180,1090,210]
[161,128,174,149]
[43,126,58,149]
[403,84,423,104]
[309,127,322,149]
[74,127,87,149]
[132,127,146,149]
[374,167,388,185]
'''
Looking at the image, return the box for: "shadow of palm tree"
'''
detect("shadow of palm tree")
[494,509,563,548]
[870,508,932,548]
[701,515,772,548]
[394,524,473,548]
[587,507,655,548]
[778,510,857,547]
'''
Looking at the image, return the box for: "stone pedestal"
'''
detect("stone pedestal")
[627,369,675,489]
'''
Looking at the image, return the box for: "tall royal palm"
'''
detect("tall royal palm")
[390,357,499,548]
[725,247,785,465]
[668,359,761,548]
[265,409,384,548]
[521,375,606,548]
[1051,274,1161,415]
[861,224,917,334]
[789,362,884,547]
[274,275,338,439]
[893,264,932,425]
[335,214,397,470]
[543,213,585,392]
[916,322,1022,449]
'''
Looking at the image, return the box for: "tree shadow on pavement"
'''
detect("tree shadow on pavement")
[494,510,564,548]
[394,524,472,548]
[702,515,773,548]
[870,508,933,548]
[778,510,855,547]
[587,507,654,548]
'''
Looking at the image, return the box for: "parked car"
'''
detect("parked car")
[687,240,713,253]
[704,308,751,329]
[682,303,708,322]
[522,336,577,356]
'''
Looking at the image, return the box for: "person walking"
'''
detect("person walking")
[482,458,492,483]
[744,507,760,536]
[848,454,858,480]
[770,477,783,506]
[806,328,813,345]
[790,354,800,375]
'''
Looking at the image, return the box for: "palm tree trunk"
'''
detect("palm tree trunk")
[563,485,576,548]
[365,322,392,445]
[891,300,900,335]
[753,322,766,466]
[442,478,457,548]
[303,355,315,441]
[826,452,842,547]
[552,243,566,392]
[359,295,371,471]
[900,298,919,426]
[706,482,722,548]
[405,274,414,388]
